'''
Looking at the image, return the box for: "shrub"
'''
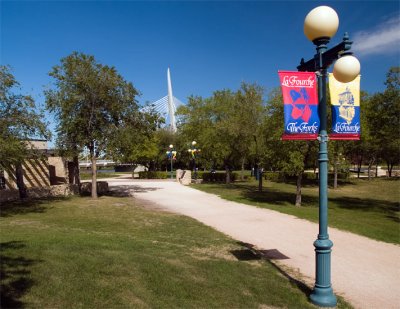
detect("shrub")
[195,170,204,179]
[202,172,238,183]
[328,172,350,181]
[264,172,285,182]
[263,171,349,183]
[304,172,318,181]
[138,171,168,179]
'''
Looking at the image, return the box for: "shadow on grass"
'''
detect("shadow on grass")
[0,241,42,308]
[234,242,312,298]
[330,196,400,222]
[0,197,68,218]
[224,183,399,221]
[235,184,318,207]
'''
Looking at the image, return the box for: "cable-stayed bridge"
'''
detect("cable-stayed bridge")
[147,68,184,132]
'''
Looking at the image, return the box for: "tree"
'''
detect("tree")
[234,83,265,180]
[46,52,156,198]
[177,95,218,173]
[366,67,400,177]
[263,87,318,207]
[177,83,265,183]
[0,65,50,198]
[107,104,161,171]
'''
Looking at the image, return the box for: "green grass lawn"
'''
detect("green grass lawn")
[0,196,352,308]
[193,177,400,244]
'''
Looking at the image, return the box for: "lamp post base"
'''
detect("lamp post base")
[310,239,337,307]
[310,286,337,307]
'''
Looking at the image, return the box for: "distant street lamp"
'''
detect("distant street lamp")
[166,144,176,180]
[297,6,360,307]
[187,141,200,180]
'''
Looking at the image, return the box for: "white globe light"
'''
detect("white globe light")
[169,144,173,148]
[333,55,361,83]
[192,141,197,146]
[304,6,339,41]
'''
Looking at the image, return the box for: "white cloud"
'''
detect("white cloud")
[352,16,400,56]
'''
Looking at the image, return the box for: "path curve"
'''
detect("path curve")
[107,178,400,309]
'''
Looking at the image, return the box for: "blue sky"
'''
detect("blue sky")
[1,0,399,131]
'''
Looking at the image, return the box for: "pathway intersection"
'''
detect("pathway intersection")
[107,178,400,309]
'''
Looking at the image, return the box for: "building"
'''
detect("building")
[0,139,74,202]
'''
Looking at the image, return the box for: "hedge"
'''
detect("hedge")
[202,172,238,183]
[263,171,349,182]
[138,171,168,179]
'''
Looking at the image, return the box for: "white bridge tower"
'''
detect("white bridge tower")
[150,68,184,132]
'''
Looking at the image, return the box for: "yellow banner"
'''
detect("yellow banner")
[329,74,361,139]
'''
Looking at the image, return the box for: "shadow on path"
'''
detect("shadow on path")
[107,185,162,197]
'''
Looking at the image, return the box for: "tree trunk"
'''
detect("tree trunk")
[225,165,231,184]
[73,155,81,193]
[90,145,98,199]
[387,162,393,177]
[356,154,363,178]
[367,158,375,181]
[240,157,245,181]
[295,172,303,207]
[258,169,263,192]
[333,160,338,189]
[16,163,27,199]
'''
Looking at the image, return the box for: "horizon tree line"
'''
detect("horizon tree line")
[1,52,398,204]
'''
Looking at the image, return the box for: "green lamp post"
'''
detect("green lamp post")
[166,144,176,180]
[297,6,360,307]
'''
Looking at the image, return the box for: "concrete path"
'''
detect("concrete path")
[107,178,400,309]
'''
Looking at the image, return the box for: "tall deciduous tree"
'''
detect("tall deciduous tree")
[0,65,50,198]
[107,104,161,171]
[262,87,317,207]
[46,52,155,198]
[366,67,400,176]
[177,83,265,183]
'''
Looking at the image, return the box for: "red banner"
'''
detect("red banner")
[278,71,319,140]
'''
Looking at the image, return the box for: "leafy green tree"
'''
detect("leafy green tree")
[46,52,156,198]
[177,83,265,183]
[234,83,265,180]
[366,67,400,176]
[107,104,161,171]
[177,95,217,172]
[262,87,317,207]
[0,65,50,198]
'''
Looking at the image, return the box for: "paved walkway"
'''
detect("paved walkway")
[107,178,400,309]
